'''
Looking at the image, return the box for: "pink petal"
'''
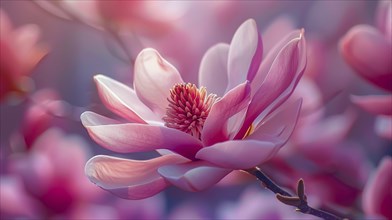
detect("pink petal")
[196,140,277,169]
[351,95,392,115]
[251,29,304,91]
[134,48,184,116]
[85,154,190,199]
[94,74,160,123]
[81,112,203,159]
[249,99,302,148]
[198,43,229,97]
[237,30,306,139]
[362,157,392,219]
[158,161,231,191]
[227,19,263,91]
[201,81,251,146]
[340,25,392,91]
[375,116,392,140]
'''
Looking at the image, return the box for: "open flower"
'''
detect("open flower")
[82,19,306,199]
[2,129,103,219]
[340,1,392,139]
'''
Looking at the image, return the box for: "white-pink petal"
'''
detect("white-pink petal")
[94,74,160,123]
[196,140,277,170]
[198,43,229,97]
[158,161,231,192]
[134,48,184,117]
[81,113,203,159]
[85,154,189,199]
[250,99,302,147]
[227,19,263,91]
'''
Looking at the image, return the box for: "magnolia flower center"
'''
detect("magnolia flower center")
[163,83,218,139]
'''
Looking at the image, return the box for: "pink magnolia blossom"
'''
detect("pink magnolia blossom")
[3,128,103,219]
[0,10,47,102]
[340,1,392,139]
[340,0,391,91]
[362,157,392,220]
[82,19,306,199]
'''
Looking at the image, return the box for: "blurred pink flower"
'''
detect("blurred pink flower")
[0,10,47,102]
[35,0,188,36]
[340,1,392,139]
[340,1,391,91]
[3,128,103,219]
[264,108,371,208]
[362,157,392,220]
[82,19,306,199]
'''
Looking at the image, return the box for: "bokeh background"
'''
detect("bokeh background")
[1,1,391,219]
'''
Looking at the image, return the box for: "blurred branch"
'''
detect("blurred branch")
[32,1,135,64]
[245,167,345,220]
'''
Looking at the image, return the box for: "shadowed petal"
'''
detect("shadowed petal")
[81,112,202,159]
[202,81,251,146]
[85,154,190,200]
[196,140,277,169]
[362,157,392,219]
[227,19,263,91]
[94,74,160,123]
[158,161,231,192]
[134,48,184,116]
[250,99,302,147]
[340,25,392,91]
[351,95,392,115]
[198,43,229,97]
[238,30,306,138]
[251,30,304,91]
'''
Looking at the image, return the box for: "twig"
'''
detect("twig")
[244,167,344,220]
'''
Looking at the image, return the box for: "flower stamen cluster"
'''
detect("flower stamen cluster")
[163,83,218,139]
